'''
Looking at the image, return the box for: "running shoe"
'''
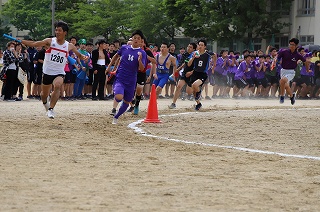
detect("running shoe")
[110,108,116,116]
[279,96,285,104]
[195,102,202,111]
[47,108,55,119]
[112,118,118,125]
[290,93,296,105]
[168,103,176,109]
[133,106,139,115]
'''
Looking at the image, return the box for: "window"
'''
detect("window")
[297,0,315,16]
[270,0,290,15]
[299,35,314,45]
[273,36,289,49]
[253,38,262,51]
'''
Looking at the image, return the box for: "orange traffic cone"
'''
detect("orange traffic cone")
[144,84,161,123]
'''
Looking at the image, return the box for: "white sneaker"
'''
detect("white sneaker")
[112,118,118,124]
[43,96,50,111]
[47,109,55,119]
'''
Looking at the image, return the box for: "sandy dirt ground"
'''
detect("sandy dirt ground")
[0,87,320,211]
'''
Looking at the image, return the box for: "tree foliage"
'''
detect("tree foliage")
[1,0,52,40]
[1,0,294,47]
[164,0,294,46]
[0,18,12,49]
[1,0,178,43]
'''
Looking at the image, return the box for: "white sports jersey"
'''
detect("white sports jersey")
[43,37,69,75]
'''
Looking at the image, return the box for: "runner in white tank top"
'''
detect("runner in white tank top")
[20,21,88,119]
[43,37,69,76]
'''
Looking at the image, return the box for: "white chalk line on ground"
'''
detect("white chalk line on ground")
[128,108,320,161]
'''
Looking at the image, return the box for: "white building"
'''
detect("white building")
[290,0,319,45]
[229,0,319,52]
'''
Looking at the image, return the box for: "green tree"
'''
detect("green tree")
[1,0,52,40]
[130,0,177,44]
[164,0,293,48]
[0,18,12,49]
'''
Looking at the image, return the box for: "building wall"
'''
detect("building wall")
[290,0,318,45]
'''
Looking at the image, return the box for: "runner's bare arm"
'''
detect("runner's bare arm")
[106,54,120,73]
[69,43,87,61]
[21,38,51,49]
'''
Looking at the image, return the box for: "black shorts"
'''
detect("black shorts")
[190,71,207,86]
[137,71,147,86]
[107,74,115,85]
[255,77,269,88]
[300,75,312,86]
[64,72,71,83]
[246,78,255,88]
[266,75,279,85]
[234,78,248,89]
[180,71,192,87]
[42,73,65,85]
[214,72,227,86]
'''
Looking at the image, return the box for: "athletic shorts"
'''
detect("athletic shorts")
[153,73,169,88]
[190,71,207,86]
[245,78,255,88]
[300,75,312,86]
[280,69,295,82]
[113,79,135,102]
[255,77,269,88]
[42,73,65,85]
[137,71,147,86]
[234,78,248,89]
[266,75,279,85]
[64,71,71,83]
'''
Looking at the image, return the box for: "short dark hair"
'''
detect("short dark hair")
[86,42,93,46]
[270,47,277,52]
[69,36,77,41]
[169,43,175,47]
[220,49,228,55]
[259,54,266,58]
[289,38,299,45]
[131,30,144,39]
[244,54,252,59]
[242,49,250,54]
[298,47,304,52]
[54,21,69,32]
[189,42,197,50]
[197,39,207,46]
[97,40,106,45]
[161,42,169,48]
[6,41,15,47]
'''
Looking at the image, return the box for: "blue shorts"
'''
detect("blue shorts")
[113,80,135,102]
[153,72,169,88]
